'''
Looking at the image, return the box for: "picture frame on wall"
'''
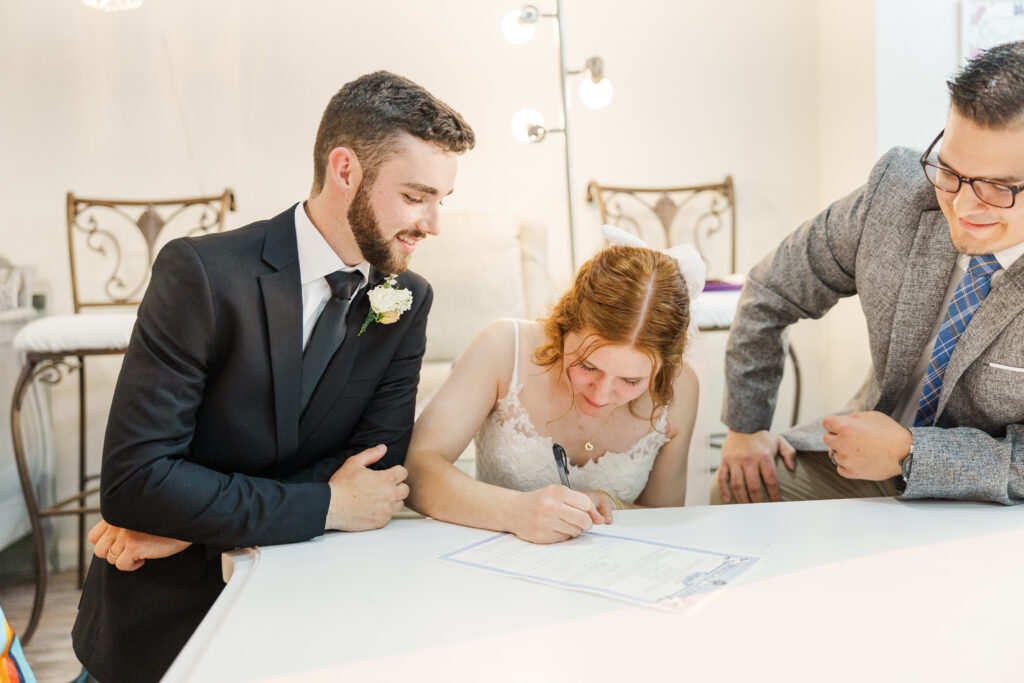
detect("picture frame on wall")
[962,1,1024,61]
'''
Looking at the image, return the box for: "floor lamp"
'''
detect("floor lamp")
[503,2,613,270]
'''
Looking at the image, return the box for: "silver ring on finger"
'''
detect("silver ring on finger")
[828,450,837,467]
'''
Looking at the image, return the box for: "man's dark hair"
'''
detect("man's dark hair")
[312,71,475,193]
[948,40,1024,127]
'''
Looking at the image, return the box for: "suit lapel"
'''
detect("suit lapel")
[259,210,303,461]
[299,265,386,442]
[936,260,1024,418]
[876,211,958,413]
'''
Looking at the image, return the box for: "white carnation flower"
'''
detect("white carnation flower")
[359,274,414,335]
[368,286,412,317]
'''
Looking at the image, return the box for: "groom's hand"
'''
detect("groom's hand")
[718,429,796,503]
[326,445,409,531]
[89,519,192,571]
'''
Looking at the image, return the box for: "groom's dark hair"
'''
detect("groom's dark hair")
[312,71,475,193]
[948,40,1024,127]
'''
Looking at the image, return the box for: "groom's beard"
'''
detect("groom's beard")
[348,183,422,274]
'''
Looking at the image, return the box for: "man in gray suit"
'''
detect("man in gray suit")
[715,41,1024,505]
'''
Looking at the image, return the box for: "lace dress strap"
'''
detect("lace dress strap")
[509,319,520,388]
[655,404,670,433]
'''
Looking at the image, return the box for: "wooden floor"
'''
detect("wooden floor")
[0,570,83,683]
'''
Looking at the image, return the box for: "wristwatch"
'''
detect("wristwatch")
[898,441,914,483]
[892,439,914,494]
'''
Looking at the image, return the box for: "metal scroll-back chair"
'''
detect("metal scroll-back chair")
[586,178,801,430]
[9,189,235,643]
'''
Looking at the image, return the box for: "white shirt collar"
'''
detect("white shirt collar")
[994,240,1024,271]
[293,202,370,285]
[956,240,1024,272]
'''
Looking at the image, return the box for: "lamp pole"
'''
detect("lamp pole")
[505,2,611,271]
[553,0,579,271]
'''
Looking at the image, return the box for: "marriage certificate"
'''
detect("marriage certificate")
[440,531,758,613]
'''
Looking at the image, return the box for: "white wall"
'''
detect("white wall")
[0,0,923,561]
[811,0,964,416]
[813,1,876,416]
[568,0,822,270]
[876,0,961,156]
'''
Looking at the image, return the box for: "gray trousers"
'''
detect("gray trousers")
[709,451,899,504]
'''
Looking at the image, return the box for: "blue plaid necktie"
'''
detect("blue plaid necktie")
[913,254,1001,427]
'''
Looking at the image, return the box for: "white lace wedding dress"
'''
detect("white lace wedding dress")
[474,320,670,504]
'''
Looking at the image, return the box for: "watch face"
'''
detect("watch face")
[900,453,913,481]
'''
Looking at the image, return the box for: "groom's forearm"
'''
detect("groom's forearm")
[100,454,332,549]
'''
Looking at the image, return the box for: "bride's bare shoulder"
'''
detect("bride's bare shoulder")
[517,320,556,365]
[468,318,517,359]
[470,318,541,371]
[664,361,700,435]
[519,319,547,346]
[674,361,699,394]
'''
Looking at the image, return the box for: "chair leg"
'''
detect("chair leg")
[10,358,47,646]
[78,355,87,589]
[787,344,802,427]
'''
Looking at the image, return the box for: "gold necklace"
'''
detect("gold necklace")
[575,405,615,452]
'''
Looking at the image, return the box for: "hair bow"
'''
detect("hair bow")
[600,224,706,299]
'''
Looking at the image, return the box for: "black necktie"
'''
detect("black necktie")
[301,270,363,411]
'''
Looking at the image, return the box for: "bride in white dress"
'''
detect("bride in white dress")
[405,234,707,544]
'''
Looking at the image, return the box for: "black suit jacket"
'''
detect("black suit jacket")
[72,206,432,682]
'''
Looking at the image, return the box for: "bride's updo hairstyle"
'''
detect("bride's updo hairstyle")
[534,245,691,417]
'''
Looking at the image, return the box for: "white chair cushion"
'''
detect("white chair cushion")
[693,290,741,329]
[693,274,744,329]
[13,313,136,353]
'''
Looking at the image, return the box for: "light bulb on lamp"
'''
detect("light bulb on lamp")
[510,108,547,143]
[579,77,613,109]
[578,56,613,109]
[501,5,540,44]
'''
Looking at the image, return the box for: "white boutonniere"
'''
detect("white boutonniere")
[359,274,413,335]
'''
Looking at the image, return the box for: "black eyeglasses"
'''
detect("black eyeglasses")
[920,130,1024,209]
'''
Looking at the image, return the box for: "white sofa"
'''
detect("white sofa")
[410,213,551,471]
[411,212,551,408]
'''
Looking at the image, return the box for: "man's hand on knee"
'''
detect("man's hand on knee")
[718,429,796,503]
[326,445,409,531]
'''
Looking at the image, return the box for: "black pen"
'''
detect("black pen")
[552,442,571,488]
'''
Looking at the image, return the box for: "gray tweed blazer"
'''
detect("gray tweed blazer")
[724,147,1024,504]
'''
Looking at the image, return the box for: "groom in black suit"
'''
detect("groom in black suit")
[71,71,474,682]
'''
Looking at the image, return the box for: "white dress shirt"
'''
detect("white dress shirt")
[293,202,370,349]
[893,240,1024,427]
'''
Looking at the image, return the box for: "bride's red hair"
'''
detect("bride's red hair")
[533,245,691,418]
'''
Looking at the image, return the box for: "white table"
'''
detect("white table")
[165,498,1024,682]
